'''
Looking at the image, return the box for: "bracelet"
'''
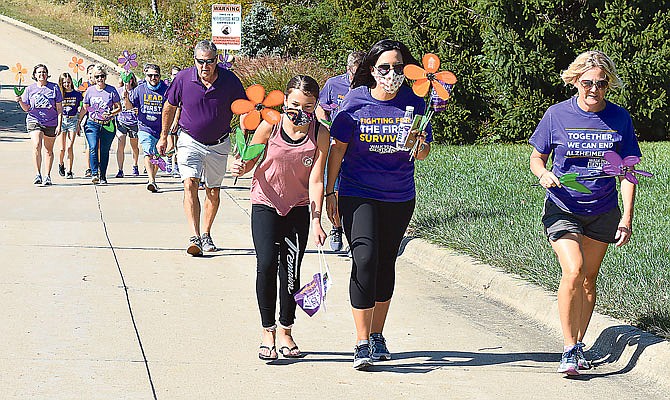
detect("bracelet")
[325,191,336,198]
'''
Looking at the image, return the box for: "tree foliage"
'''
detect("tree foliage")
[76,0,670,142]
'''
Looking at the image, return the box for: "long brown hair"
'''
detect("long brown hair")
[58,72,75,96]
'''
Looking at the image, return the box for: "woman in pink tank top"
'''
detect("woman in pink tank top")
[231,75,330,361]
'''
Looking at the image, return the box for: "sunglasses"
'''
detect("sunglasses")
[94,75,106,79]
[375,63,405,76]
[146,74,160,78]
[195,58,217,65]
[580,79,608,90]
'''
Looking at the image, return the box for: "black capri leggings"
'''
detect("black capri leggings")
[338,196,415,309]
[251,204,309,328]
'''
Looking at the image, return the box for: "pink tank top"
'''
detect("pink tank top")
[250,116,319,216]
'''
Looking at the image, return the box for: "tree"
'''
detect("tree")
[240,0,288,57]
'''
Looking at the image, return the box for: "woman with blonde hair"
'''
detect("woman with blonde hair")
[57,72,83,179]
[529,50,642,375]
[76,65,121,184]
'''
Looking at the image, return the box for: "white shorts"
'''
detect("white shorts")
[177,131,230,188]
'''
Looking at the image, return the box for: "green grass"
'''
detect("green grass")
[414,142,670,337]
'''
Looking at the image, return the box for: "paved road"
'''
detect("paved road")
[0,18,665,399]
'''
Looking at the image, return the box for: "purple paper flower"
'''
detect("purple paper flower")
[117,50,138,72]
[148,155,167,172]
[320,102,338,112]
[218,53,233,69]
[602,150,653,185]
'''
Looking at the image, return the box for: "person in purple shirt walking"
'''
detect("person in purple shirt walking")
[326,39,432,370]
[115,73,140,178]
[316,50,365,252]
[76,65,122,185]
[57,72,83,179]
[158,40,247,256]
[128,64,168,192]
[231,75,329,361]
[16,64,63,186]
[529,51,642,376]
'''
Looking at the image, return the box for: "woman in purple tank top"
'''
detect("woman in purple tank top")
[231,75,330,361]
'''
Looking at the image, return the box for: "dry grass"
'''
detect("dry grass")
[0,0,186,77]
[233,56,335,92]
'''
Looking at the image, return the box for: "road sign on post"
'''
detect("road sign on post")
[211,4,242,50]
[92,26,110,42]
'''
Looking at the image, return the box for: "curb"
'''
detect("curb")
[400,238,670,390]
[0,14,119,75]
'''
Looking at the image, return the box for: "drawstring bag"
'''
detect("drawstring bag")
[293,246,333,317]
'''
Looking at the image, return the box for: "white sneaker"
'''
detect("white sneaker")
[147,181,158,192]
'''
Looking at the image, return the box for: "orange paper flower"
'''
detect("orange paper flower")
[11,63,28,83]
[78,81,90,92]
[403,54,457,100]
[69,56,85,75]
[231,84,284,130]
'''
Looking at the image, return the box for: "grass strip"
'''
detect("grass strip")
[414,142,670,338]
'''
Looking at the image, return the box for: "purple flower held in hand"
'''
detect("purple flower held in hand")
[118,50,138,72]
[149,154,167,171]
[602,150,653,185]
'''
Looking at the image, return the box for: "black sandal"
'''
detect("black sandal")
[258,345,278,361]
[278,345,303,358]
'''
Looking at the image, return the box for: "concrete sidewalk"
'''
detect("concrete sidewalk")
[1,15,668,399]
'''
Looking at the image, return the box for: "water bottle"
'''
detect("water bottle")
[396,105,414,150]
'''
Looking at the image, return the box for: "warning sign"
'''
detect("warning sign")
[212,4,242,50]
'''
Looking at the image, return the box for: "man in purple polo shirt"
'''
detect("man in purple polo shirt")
[158,40,246,256]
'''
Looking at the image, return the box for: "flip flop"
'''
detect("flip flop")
[278,345,303,359]
[258,345,278,361]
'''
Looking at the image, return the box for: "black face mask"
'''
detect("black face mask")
[284,107,314,127]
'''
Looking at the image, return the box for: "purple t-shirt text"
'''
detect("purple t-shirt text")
[529,96,642,215]
[330,85,432,202]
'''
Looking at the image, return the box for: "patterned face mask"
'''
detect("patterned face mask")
[371,69,405,94]
[284,107,314,127]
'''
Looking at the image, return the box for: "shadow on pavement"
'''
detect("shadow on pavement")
[266,349,557,372]
[0,99,25,134]
[570,324,666,381]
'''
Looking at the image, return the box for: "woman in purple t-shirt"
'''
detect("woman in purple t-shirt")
[326,39,432,370]
[231,76,329,361]
[76,65,121,184]
[529,51,642,376]
[57,72,83,179]
[16,64,63,186]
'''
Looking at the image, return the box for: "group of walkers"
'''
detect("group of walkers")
[14,38,644,376]
[15,60,181,189]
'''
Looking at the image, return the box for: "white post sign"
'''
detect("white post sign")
[212,4,242,50]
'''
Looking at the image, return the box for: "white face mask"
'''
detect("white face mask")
[372,69,405,94]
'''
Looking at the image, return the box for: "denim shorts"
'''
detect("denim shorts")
[61,116,79,133]
[138,130,159,156]
[542,199,621,243]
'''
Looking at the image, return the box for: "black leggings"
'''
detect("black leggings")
[338,196,415,309]
[251,204,309,328]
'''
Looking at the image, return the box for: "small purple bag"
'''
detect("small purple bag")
[293,247,332,317]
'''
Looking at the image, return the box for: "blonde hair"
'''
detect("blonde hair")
[561,51,623,89]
